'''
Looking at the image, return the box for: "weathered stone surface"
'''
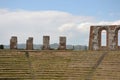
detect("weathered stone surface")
[26,37,33,50]
[42,36,50,50]
[58,36,66,50]
[89,25,120,50]
[10,36,17,49]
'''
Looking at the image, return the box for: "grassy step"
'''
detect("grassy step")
[0,69,30,71]
[0,72,30,74]
[0,63,29,66]
[0,69,29,71]
[35,71,90,75]
[0,60,28,62]
[0,73,31,76]
[0,58,28,61]
[0,66,29,69]
[0,78,32,80]
[0,57,27,60]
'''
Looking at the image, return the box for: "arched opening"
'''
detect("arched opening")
[118,30,120,46]
[101,30,107,46]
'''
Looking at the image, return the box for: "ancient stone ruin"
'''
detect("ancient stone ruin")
[89,25,120,50]
[10,36,17,49]
[58,36,66,50]
[26,37,33,50]
[42,36,50,50]
[0,45,4,49]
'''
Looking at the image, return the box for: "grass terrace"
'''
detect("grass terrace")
[0,50,119,80]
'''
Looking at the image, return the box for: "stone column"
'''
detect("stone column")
[42,36,50,50]
[10,36,17,49]
[0,44,4,49]
[26,37,33,50]
[89,26,94,50]
[108,26,117,50]
[58,36,66,50]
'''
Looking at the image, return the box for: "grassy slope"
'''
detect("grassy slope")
[0,50,120,80]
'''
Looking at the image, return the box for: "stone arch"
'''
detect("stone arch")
[98,27,108,50]
[115,27,120,49]
[89,25,120,50]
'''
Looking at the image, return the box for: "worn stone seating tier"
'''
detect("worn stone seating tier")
[0,50,120,80]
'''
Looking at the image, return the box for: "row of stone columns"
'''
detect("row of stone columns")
[10,36,66,50]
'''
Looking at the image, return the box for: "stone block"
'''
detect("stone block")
[26,37,33,50]
[10,36,17,49]
[58,36,66,50]
[42,36,50,50]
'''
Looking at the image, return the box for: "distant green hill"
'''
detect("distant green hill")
[4,44,88,50]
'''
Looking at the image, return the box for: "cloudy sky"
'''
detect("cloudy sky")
[0,0,120,45]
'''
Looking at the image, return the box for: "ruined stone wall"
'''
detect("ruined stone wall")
[26,37,33,50]
[58,36,66,50]
[10,36,17,49]
[42,36,50,50]
[89,25,120,50]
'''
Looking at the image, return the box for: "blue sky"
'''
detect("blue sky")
[0,0,120,20]
[0,0,120,45]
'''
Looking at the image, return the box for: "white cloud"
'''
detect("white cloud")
[0,9,120,45]
[58,23,77,32]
